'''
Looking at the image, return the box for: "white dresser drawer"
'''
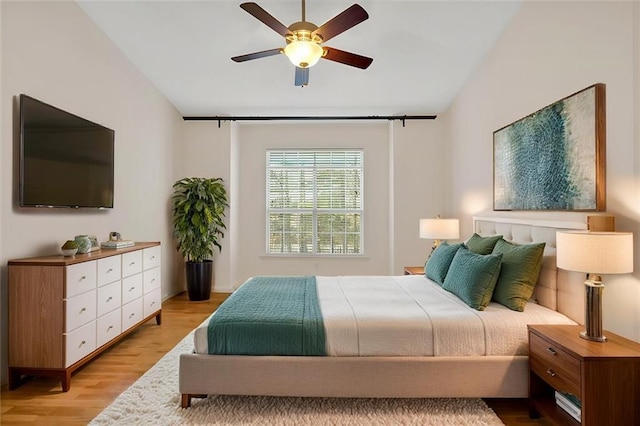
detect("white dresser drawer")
[143,246,161,270]
[97,280,121,317]
[122,274,143,305]
[143,267,161,294]
[122,298,143,331]
[97,256,121,287]
[65,289,97,332]
[143,288,162,318]
[65,261,97,298]
[65,320,96,367]
[122,251,143,278]
[97,308,122,348]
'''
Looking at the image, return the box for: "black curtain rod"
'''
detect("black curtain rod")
[182,114,437,128]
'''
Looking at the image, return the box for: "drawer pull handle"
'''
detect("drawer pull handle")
[546,347,557,355]
[129,287,136,292]
[129,313,135,319]
[129,262,136,266]
[546,368,557,377]
[150,301,156,306]
[80,275,86,281]
[107,325,113,331]
[107,296,113,302]
[107,268,113,273]
[151,256,155,260]
[79,340,86,347]
[80,307,87,313]
[151,278,156,283]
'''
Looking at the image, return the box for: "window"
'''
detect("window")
[267,150,363,255]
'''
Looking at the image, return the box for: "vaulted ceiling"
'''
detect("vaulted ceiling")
[78,1,521,117]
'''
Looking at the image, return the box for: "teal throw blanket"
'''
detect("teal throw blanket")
[207,276,326,355]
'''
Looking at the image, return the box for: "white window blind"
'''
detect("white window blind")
[267,150,363,255]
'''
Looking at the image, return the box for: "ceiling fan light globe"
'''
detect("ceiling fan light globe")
[284,40,323,68]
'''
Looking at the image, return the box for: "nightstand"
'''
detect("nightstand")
[528,324,640,425]
[403,266,424,275]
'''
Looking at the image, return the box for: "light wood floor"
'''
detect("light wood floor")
[1,292,551,425]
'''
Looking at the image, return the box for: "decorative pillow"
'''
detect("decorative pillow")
[491,239,546,311]
[425,242,464,285]
[442,248,503,310]
[465,233,504,255]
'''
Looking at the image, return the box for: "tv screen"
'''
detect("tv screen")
[19,94,114,208]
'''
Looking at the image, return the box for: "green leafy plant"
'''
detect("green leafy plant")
[62,240,78,249]
[171,177,229,262]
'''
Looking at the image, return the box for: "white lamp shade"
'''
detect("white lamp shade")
[284,40,323,68]
[556,231,634,274]
[419,218,460,240]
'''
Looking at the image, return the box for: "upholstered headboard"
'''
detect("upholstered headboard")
[473,216,587,324]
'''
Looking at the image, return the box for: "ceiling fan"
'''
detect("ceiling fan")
[231,1,373,87]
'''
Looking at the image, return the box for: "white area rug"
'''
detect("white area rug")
[90,333,505,425]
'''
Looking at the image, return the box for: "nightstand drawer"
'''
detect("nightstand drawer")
[530,332,581,397]
[530,355,581,397]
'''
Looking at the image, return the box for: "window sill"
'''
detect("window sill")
[260,254,369,260]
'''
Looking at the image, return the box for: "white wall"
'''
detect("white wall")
[634,0,640,336]
[0,1,184,383]
[447,1,640,341]
[179,121,232,291]
[182,119,448,291]
[392,119,450,273]
[237,122,390,285]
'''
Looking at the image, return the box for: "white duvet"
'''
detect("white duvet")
[194,275,575,357]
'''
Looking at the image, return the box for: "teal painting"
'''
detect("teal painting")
[494,84,605,211]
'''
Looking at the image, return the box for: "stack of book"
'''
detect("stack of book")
[555,391,581,422]
[101,240,135,249]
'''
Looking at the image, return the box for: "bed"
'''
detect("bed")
[179,216,587,408]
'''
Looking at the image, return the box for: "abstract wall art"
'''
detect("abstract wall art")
[493,83,606,211]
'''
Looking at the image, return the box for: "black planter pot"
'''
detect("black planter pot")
[185,260,213,301]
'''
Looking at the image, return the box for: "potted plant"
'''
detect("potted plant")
[171,177,228,301]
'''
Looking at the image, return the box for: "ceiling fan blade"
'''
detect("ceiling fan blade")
[313,4,368,43]
[295,67,309,86]
[232,48,282,62]
[240,2,291,37]
[322,47,373,69]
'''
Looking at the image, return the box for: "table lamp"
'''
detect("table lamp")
[420,216,460,257]
[556,231,634,342]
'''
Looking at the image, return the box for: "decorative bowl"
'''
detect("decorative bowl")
[74,235,92,254]
[62,248,78,257]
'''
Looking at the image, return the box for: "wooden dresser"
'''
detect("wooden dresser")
[528,324,640,425]
[8,242,162,391]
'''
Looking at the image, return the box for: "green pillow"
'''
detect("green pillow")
[425,242,464,285]
[465,233,504,255]
[491,239,546,311]
[442,248,503,310]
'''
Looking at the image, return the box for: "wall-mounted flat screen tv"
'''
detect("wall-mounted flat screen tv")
[19,94,114,208]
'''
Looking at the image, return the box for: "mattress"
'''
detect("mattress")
[194,275,575,356]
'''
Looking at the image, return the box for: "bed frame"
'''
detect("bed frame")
[179,216,587,407]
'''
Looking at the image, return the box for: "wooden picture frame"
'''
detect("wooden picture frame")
[493,83,606,211]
